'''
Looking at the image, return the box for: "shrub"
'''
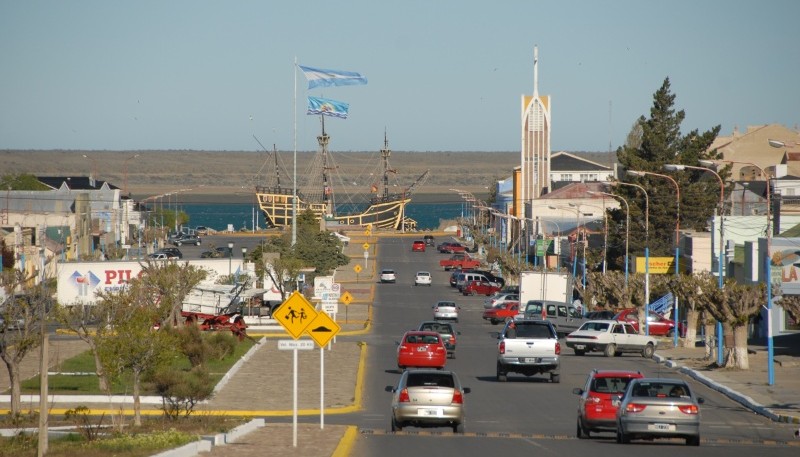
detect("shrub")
[150,366,215,420]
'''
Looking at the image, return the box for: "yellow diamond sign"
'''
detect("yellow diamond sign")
[306,311,341,347]
[362,242,370,250]
[340,291,353,305]
[273,291,318,339]
[353,264,362,274]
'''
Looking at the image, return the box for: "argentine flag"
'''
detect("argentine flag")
[307,96,350,119]
[298,65,368,90]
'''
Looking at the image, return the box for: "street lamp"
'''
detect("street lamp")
[629,169,681,347]
[668,162,726,363]
[123,153,140,196]
[242,247,248,259]
[228,241,234,279]
[589,191,629,287]
[616,181,650,331]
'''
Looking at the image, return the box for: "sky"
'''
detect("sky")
[1,1,798,154]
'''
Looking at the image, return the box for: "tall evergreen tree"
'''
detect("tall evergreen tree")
[608,78,725,269]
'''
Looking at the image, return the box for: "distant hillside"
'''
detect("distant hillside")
[0,149,616,202]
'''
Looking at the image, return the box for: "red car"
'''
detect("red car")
[437,242,466,254]
[614,308,685,337]
[412,240,426,252]
[397,331,447,370]
[482,302,520,325]
[573,369,644,438]
[462,280,501,296]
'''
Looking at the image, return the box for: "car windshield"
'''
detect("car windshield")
[420,323,452,334]
[580,322,610,331]
[509,323,553,339]
[592,376,637,394]
[437,302,455,307]
[631,381,691,398]
[406,372,455,388]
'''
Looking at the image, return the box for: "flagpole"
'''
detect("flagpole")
[292,58,298,247]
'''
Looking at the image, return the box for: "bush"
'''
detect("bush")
[150,366,215,420]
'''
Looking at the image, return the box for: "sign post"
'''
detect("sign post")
[306,311,341,429]
[273,292,318,447]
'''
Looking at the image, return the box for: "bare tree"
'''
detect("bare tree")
[261,255,305,300]
[703,280,764,369]
[53,302,114,393]
[0,271,47,416]
[136,259,207,327]
[668,272,716,348]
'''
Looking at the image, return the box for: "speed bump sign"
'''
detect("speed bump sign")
[353,264,362,274]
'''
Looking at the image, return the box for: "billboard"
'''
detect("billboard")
[56,259,244,306]
[765,237,800,295]
[633,256,686,274]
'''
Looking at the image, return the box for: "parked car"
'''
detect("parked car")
[585,310,616,320]
[614,308,685,337]
[418,321,459,359]
[412,240,426,252]
[482,301,520,325]
[171,232,201,246]
[414,271,432,286]
[616,378,704,446]
[380,269,397,283]
[565,320,658,358]
[195,226,209,235]
[424,234,435,246]
[483,293,519,309]
[396,331,447,370]
[433,300,459,322]
[147,252,169,260]
[572,369,644,438]
[157,247,183,259]
[462,280,501,296]
[388,369,470,433]
[437,242,466,254]
[200,246,232,258]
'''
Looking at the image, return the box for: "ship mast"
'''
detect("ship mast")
[381,130,395,199]
[318,116,333,214]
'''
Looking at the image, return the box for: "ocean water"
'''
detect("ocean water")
[181,201,463,232]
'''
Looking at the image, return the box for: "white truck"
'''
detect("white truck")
[518,270,572,306]
[496,319,561,383]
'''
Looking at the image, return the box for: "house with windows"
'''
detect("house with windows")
[549,151,615,191]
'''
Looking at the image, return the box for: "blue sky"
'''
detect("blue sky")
[1,1,798,153]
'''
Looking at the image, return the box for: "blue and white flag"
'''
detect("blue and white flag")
[298,65,367,90]
[307,96,350,119]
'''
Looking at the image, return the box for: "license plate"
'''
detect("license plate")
[575,345,585,350]
[648,423,675,431]
[417,346,428,352]
[523,357,540,363]
[418,408,443,417]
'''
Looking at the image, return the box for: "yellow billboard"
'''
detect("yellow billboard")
[634,257,680,274]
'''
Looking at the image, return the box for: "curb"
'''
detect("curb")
[653,352,800,425]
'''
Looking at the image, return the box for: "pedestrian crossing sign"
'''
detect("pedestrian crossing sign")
[273,291,319,339]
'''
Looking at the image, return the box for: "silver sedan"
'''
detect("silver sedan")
[388,369,470,433]
[616,378,704,446]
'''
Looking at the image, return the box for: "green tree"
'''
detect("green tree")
[96,283,179,427]
[610,78,725,270]
[0,173,49,191]
[136,259,207,327]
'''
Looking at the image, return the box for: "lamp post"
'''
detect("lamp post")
[550,205,582,286]
[669,162,726,364]
[589,191,629,287]
[228,241,234,279]
[123,153,140,196]
[616,181,650,332]
[629,170,681,347]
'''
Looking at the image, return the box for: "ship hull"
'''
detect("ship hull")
[256,186,413,230]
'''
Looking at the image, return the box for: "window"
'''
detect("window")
[557,305,568,317]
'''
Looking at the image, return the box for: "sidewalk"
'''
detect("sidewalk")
[653,332,800,424]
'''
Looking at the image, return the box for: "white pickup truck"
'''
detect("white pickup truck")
[496,319,561,383]
[564,320,658,358]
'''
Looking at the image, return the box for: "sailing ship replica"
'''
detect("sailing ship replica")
[255,118,428,231]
